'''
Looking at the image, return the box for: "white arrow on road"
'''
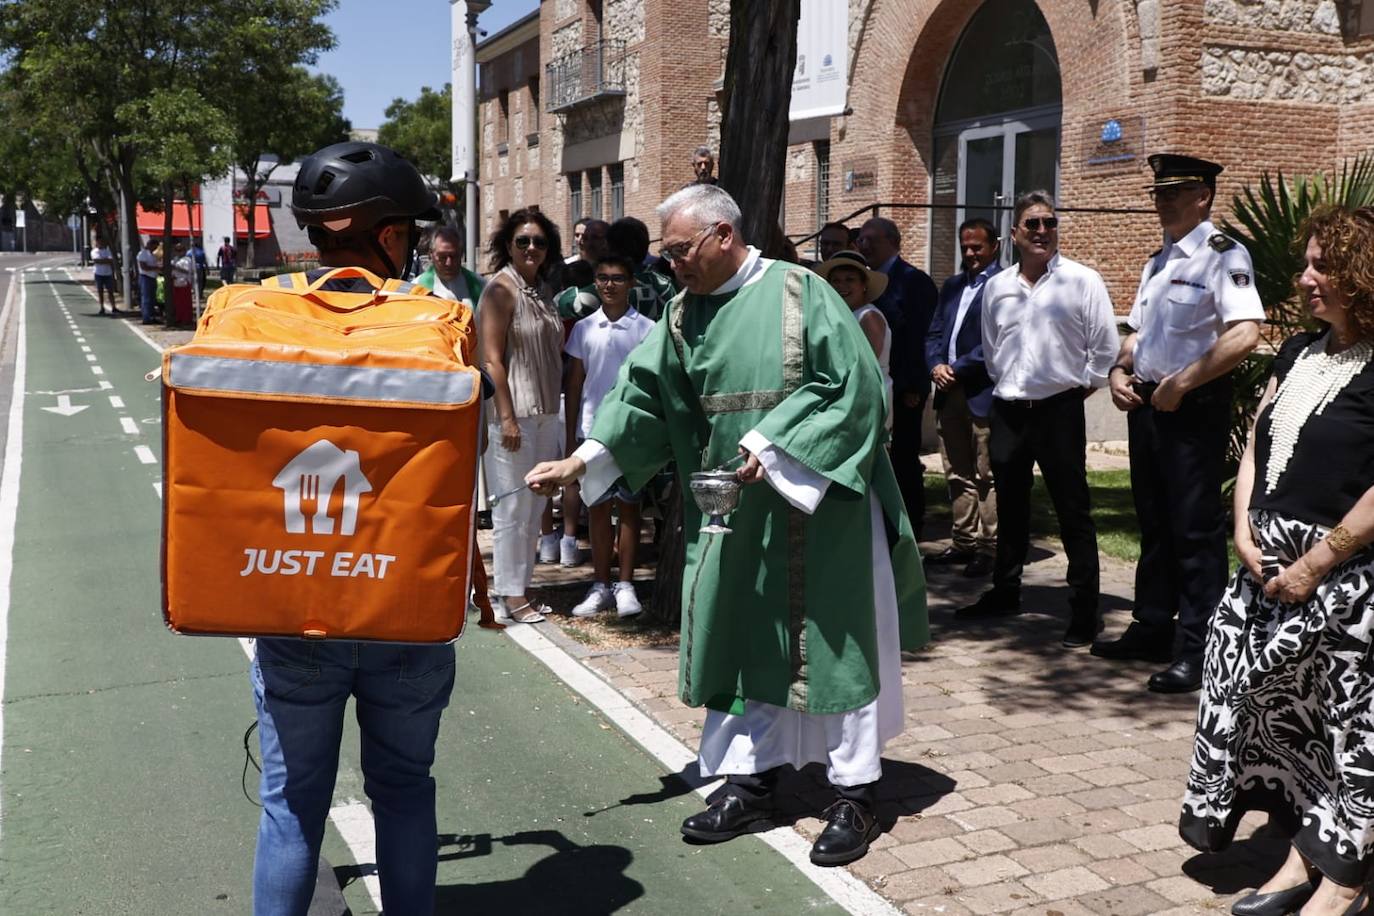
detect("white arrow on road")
[41,395,88,417]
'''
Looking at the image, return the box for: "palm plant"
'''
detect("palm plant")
[1219,154,1374,482]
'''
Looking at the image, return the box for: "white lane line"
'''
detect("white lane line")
[99,381,112,390]
[152,481,162,499]
[90,366,104,376]
[502,626,905,916]
[80,346,91,353]
[122,276,386,913]
[109,396,124,409]
[119,417,139,436]
[85,354,97,363]
[0,277,28,845]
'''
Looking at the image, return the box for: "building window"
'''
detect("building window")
[814,141,831,228]
[588,168,603,220]
[498,90,510,144]
[568,172,583,226]
[528,77,540,133]
[609,164,625,221]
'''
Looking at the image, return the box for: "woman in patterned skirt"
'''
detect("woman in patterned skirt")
[1182,206,1374,916]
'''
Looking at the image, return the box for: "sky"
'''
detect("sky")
[315,0,538,130]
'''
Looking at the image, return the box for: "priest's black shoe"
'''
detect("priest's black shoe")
[810,799,879,866]
[925,546,975,567]
[1229,877,1317,916]
[680,794,771,843]
[955,589,1021,620]
[1090,625,1174,663]
[1148,658,1203,693]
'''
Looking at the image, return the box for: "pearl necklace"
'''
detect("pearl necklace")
[1265,332,1373,493]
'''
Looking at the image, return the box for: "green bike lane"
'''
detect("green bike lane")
[0,272,854,915]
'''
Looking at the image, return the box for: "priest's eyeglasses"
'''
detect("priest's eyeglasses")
[660,222,720,263]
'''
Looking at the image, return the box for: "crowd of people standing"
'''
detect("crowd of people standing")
[223,137,1374,912]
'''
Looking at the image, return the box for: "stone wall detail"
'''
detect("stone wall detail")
[1202,0,1342,33]
[1202,46,1374,102]
[605,0,646,44]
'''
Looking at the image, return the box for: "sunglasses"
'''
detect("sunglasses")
[514,235,548,250]
[595,273,630,285]
[1021,217,1059,232]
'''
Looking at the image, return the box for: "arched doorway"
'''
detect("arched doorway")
[929,0,1061,272]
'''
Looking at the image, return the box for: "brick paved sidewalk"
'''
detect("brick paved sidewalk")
[517,533,1283,916]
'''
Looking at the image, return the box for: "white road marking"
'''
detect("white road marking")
[90,366,104,376]
[119,417,139,436]
[109,396,124,409]
[80,345,90,353]
[0,276,28,844]
[99,381,112,390]
[85,354,97,363]
[134,445,155,464]
[503,625,906,916]
[152,481,162,499]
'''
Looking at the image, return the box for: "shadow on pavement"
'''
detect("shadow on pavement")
[431,830,642,914]
[1181,827,1291,894]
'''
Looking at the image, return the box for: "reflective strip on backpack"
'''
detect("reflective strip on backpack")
[168,353,476,405]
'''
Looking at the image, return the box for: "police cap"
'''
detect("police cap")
[1145,153,1224,190]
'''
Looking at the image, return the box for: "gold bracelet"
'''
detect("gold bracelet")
[1326,524,1361,553]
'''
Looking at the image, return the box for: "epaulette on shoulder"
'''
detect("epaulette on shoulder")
[1208,232,1236,252]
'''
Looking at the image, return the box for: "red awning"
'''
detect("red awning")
[136,202,272,239]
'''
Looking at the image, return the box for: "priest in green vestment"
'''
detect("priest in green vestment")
[528,185,928,867]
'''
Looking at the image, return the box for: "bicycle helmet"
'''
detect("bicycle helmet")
[292,141,441,277]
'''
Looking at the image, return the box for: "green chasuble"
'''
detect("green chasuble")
[588,259,929,716]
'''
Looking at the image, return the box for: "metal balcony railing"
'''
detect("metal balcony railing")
[545,40,627,113]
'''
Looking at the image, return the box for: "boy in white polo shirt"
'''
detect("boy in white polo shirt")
[564,253,656,617]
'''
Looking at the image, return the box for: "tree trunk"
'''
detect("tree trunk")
[161,182,175,326]
[717,0,801,255]
[647,482,684,627]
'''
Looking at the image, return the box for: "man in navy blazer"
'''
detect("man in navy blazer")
[924,218,1002,577]
[858,217,939,533]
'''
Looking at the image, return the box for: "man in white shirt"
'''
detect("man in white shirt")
[960,191,1120,649]
[1092,154,1264,693]
[91,239,119,315]
[135,238,161,325]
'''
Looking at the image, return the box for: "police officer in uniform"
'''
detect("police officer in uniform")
[1092,154,1265,693]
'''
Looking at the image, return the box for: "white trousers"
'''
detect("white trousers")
[485,414,560,596]
[696,494,904,787]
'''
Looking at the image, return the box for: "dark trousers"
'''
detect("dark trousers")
[989,390,1100,616]
[1127,376,1231,661]
[890,398,926,536]
[723,768,875,809]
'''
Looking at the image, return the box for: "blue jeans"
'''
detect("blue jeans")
[251,638,456,916]
[138,274,157,322]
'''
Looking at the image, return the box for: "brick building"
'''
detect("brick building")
[477,0,1374,305]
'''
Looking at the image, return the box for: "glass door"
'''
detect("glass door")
[954,114,1060,269]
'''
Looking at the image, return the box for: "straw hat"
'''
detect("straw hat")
[813,250,888,304]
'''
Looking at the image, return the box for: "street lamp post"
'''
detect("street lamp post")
[451,0,490,270]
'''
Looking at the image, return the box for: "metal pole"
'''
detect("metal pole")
[451,1,489,271]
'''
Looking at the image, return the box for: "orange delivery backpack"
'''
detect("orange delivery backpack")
[161,266,482,643]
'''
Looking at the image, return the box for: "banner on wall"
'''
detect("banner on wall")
[789,0,849,122]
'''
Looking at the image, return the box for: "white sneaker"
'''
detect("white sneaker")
[559,535,581,567]
[613,582,642,618]
[571,583,614,617]
[537,533,559,564]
